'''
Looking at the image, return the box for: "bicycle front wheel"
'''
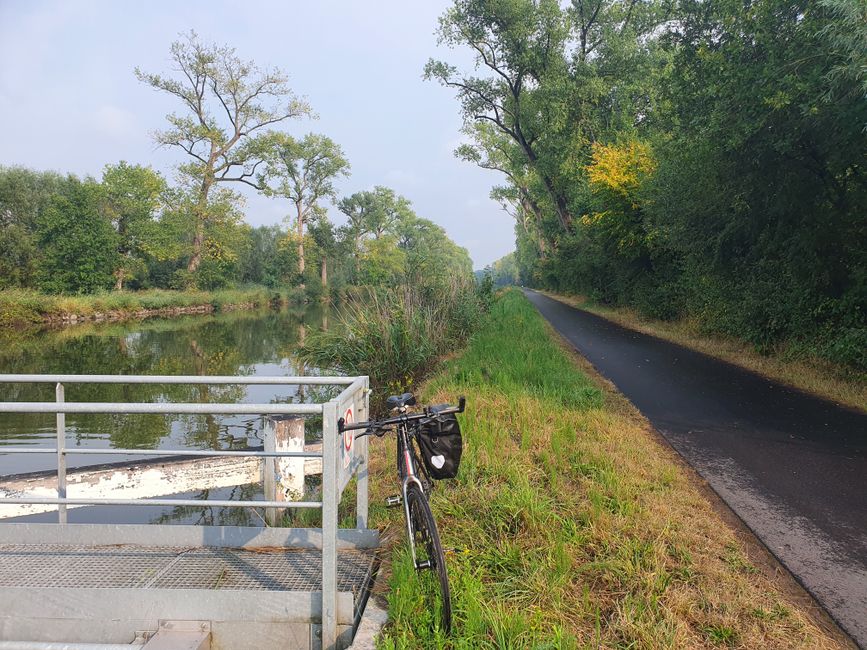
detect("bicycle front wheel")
[406,482,452,634]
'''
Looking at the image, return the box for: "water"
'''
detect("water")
[0,303,338,525]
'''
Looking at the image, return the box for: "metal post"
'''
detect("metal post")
[263,416,276,526]
[55,382,67,524]
[321,401,338,650]
[356,377,369,529]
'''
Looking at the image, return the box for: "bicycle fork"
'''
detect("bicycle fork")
[398,427,428,571]
[402,473,427,569]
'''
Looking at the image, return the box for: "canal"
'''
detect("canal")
[0,304,338,526]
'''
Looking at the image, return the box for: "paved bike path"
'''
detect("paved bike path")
[524,289,867,647]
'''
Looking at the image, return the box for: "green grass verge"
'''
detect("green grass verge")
[369,289,843,649]
[0,286,303,328]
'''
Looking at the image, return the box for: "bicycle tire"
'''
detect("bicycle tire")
[406,482,452,634]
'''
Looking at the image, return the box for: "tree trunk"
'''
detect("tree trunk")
[114,268,124,291]
[296,200,305,280]
[187,180,212,274]
[321,256,327,288]
[514,127,572,232]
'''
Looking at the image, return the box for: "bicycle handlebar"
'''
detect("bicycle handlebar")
[338,396,465,434]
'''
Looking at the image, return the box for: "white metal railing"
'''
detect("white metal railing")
[0,374,371,650]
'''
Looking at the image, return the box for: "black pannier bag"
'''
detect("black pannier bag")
[417,404,463,480]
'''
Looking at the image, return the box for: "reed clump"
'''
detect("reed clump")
[300,277,488,398]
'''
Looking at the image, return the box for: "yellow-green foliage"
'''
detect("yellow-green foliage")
[586,140,656,199]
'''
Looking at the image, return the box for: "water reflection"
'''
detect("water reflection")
[0,303,338,525]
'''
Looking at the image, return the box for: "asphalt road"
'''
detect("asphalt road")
[524,289,867,648]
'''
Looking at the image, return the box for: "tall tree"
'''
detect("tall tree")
[425,0,574,230]
[263,133,349,282]
[337,186,414,279]
[101,162,166,290]
[135,31,310,279]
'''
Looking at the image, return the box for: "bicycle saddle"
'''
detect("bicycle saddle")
[387,392,416,409]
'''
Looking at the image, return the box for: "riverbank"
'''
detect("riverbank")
[0,287,305,329]
[370,289,849,648]
[538,290,866,413]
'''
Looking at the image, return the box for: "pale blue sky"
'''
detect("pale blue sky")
[0,0,514,268]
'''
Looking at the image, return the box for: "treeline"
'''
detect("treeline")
[0,167,471,297]
[0,32,472,298]
[432,0,865,369]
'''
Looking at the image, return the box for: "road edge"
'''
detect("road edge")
[531,293,859,650]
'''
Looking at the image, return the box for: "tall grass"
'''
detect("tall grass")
[371,289,843,649]
[299,277,486,397]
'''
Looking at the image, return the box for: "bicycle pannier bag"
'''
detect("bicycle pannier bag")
[418,405,462,480]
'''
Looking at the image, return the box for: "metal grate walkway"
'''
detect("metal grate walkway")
[0,544,376,595]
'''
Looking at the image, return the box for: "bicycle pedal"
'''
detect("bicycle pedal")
[385,495,402,508]
[416,560,432,570]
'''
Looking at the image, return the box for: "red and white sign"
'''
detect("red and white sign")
[342,406,354,469]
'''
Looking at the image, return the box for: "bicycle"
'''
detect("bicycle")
[339,393,465,634]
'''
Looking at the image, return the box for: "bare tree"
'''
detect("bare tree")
[136,32,311,276]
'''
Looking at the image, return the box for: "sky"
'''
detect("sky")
[0,0,515,268]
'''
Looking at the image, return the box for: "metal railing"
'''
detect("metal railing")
[0,374,371,650]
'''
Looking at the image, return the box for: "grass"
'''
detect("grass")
[0,286,303,328]
[369,289,847,649]
[538,290,866,413]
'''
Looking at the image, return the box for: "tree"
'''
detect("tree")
[136,31,310,280]
[395,212,473,286]
[308,208,342,294]
[338,186,414,280]
[0,167,80,288]
[36,180,118,294]
[456,122,552,252]
[101,162,167,289]
[263,133,349,282]
[425,0,575,230]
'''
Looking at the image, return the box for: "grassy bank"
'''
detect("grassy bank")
[0,286,304,329]
[370,290,847,649]
[537,291,866,413]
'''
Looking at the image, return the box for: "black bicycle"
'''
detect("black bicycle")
[339,393,465,634]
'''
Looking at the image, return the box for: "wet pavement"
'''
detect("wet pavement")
[524,290,867,648]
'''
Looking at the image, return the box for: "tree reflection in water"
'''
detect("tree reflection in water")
[0,303,343,526]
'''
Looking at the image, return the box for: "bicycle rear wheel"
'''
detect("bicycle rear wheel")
[406,482,452,634]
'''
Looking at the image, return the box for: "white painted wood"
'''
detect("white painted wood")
[0,444,323,520]
[264,417,305,526]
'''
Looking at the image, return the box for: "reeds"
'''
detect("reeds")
[300,277,486,397]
